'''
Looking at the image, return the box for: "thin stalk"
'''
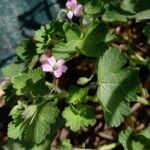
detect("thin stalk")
[131,53,148,66]
[137,96,150,106]
[73,143,120,150]
[97,143,120,150]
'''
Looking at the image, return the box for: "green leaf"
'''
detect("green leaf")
[119,128,134,150]
[53,51,74,60]
[84,0,104,15]
[34,21,65,54]
[59,139,73,150]
[52,23,81,60]
[119,126,150,150]
[97,48,140,127]
[139,126,150,142]
[52,40,79,53]
[3,141,25,150]
[64,22,81,41]
[120,0,137,13]
[5,118,64,150]
[28,55,39,70]
[8,122,25,140]
[102,5,132,22]
[22,105,37,121]
[3,140,51,150]
[67,86,88,105]
[2,83,16,106]
[34,26,46,42]
[8,102,26,140]
[23,102,59,144]
[36,42,48,54]
[53,22,112,58]
[134,9,150,21]
[8,102,59,144]
[15,40,38,70]
[52,41,78,60]
[12,69,48,96]
[77,74,94,85]
[2,63,24,78]
[81,22,108,57]
[105,30,118,43]
[16,40,36,62]
[102,1,150,22]
[10,101,27,120]
[62,105,96,132]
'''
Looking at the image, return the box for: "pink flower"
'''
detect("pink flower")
[42,56,68,78]
[66,0,83,19]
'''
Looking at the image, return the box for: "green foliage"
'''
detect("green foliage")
[3,0,150,148]
[119,128,143,150]
[97,48,140,127]
[34,26,46,43]
[134,9,150,21]
[120,0,137,13]
[53,51,73,60]
[64,22,81,41]
[62,105,96,132]
[34,21,65,54]
[59,139,73,150]
[102,0,150,22]
[80,22,108,57]
[52,22,81,60]
[67,86,88,104]
[53,22,116,58]
[2,63,24,78]
[4,118,64,150]
[34,25,50,54]
[53,41,78,54]
[15,40,38,70]
[77,75,93,85]
[84,0,104,15]
[3,140,51,150]
[16,40,36,62]
[3,83,17,106]
[102,5,132,22]
[27,55,39,70]
[12,69,48,96]
[8,101,59,144]
[119,126,150,150]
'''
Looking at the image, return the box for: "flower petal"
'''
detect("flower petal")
[57,59,65,67]
[47,56,56,67]
[42,64,52,72]
[66,0,77,9]
[67,11,74,19]
[73,4,83,17]
[61,65,68,73]
[54,68,62,78]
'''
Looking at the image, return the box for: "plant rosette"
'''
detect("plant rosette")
[2,0,150,149]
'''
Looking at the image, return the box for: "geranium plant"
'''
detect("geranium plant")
[1,0,150,149]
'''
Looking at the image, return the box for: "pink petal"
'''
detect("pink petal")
[57,59,65,67]
[66,0,77,9]
[47,56,56,67]
[54,68,62,78]
[67,11,74,19]
[73,4,83,17]
[42,64,52,72]
[61,65,68,73]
